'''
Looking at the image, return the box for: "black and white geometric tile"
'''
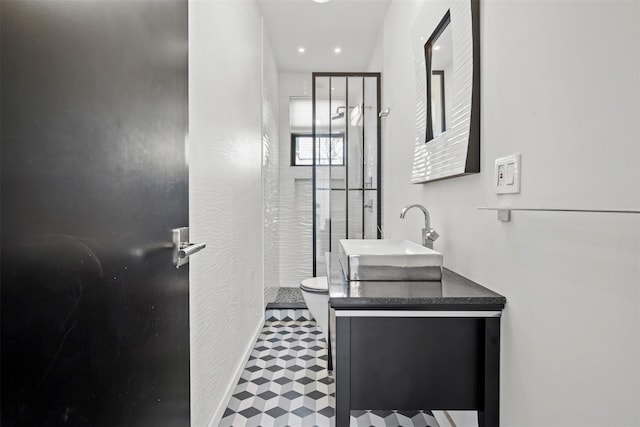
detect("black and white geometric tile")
[219,309,440,427]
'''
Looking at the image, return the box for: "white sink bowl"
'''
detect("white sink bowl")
[338,239,443,281]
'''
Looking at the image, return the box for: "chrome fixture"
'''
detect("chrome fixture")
[331,106,345,120]
[364,198,374,211]
[332,104,375,122]
[172,227,206,268]
[379,107,390,118]
[400,204,439,249]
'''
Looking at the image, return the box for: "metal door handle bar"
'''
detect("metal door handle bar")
[178,242,206,259]
[172,227,206,268]
[478,207,640,214]
[478,207,640,222]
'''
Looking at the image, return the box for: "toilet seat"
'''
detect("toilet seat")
[300,276,328,294]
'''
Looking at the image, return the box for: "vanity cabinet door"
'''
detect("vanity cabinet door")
[349,317,482,409]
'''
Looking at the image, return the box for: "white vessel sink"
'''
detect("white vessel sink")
[338,239,443,281]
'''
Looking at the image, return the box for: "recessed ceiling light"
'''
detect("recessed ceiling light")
[312,0,331,3]
[334,47,341,54]
[298,47,305,53]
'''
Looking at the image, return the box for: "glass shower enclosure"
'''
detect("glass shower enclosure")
[312,73,382,277]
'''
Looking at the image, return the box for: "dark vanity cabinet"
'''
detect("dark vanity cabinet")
[327,259,506,427]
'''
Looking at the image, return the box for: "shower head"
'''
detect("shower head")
[331,106,345,120]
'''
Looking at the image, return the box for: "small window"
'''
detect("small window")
[291,133,344,166]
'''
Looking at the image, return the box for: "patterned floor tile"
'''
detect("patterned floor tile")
[265,308,312,322]
[219,311,439,427]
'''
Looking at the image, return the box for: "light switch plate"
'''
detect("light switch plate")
[494,154,521,194]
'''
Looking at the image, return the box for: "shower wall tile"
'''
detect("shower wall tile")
[278,73,314,287]
[263,30,280,293]
[364,76,380,191]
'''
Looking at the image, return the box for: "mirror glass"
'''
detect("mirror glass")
[425,11,453,142]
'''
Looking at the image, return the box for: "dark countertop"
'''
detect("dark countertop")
[326,254,506,310]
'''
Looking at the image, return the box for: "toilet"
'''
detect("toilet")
[300,276,329,341]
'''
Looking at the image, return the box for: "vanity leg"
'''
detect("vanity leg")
[327,307,333,372]
[335,316,351,427]
[478,317,500,427]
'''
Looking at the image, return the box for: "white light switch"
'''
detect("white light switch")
[494,154,521,194]
[506,163,515,184]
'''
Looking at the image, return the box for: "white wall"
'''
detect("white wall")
[189,1,268,425]
[379,1,640,426]
[263,27,280,301]
[278,73,314,287]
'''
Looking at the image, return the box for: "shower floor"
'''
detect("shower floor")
[266,287,306,309]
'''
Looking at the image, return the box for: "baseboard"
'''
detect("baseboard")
[207,313,265,427]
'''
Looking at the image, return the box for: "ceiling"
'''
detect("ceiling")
[257,0,391,73]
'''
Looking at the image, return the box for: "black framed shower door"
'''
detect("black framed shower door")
[311,72,382,277]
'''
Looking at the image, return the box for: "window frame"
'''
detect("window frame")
[290,132,345,167]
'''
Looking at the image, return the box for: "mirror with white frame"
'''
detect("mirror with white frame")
[411,0,480,183]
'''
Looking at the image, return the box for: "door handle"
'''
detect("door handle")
[177,242,206,259]
[172,227,206,268]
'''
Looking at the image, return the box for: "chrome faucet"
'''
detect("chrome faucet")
[400,204,440,249]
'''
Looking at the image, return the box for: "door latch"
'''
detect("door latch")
[172,227,206,268]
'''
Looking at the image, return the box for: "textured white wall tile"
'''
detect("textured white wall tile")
[189,2,265,426]
[263,29,280,294]
[278,73,314,287]
[378,1,640,426]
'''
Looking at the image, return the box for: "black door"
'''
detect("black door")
[1,1,190,426]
